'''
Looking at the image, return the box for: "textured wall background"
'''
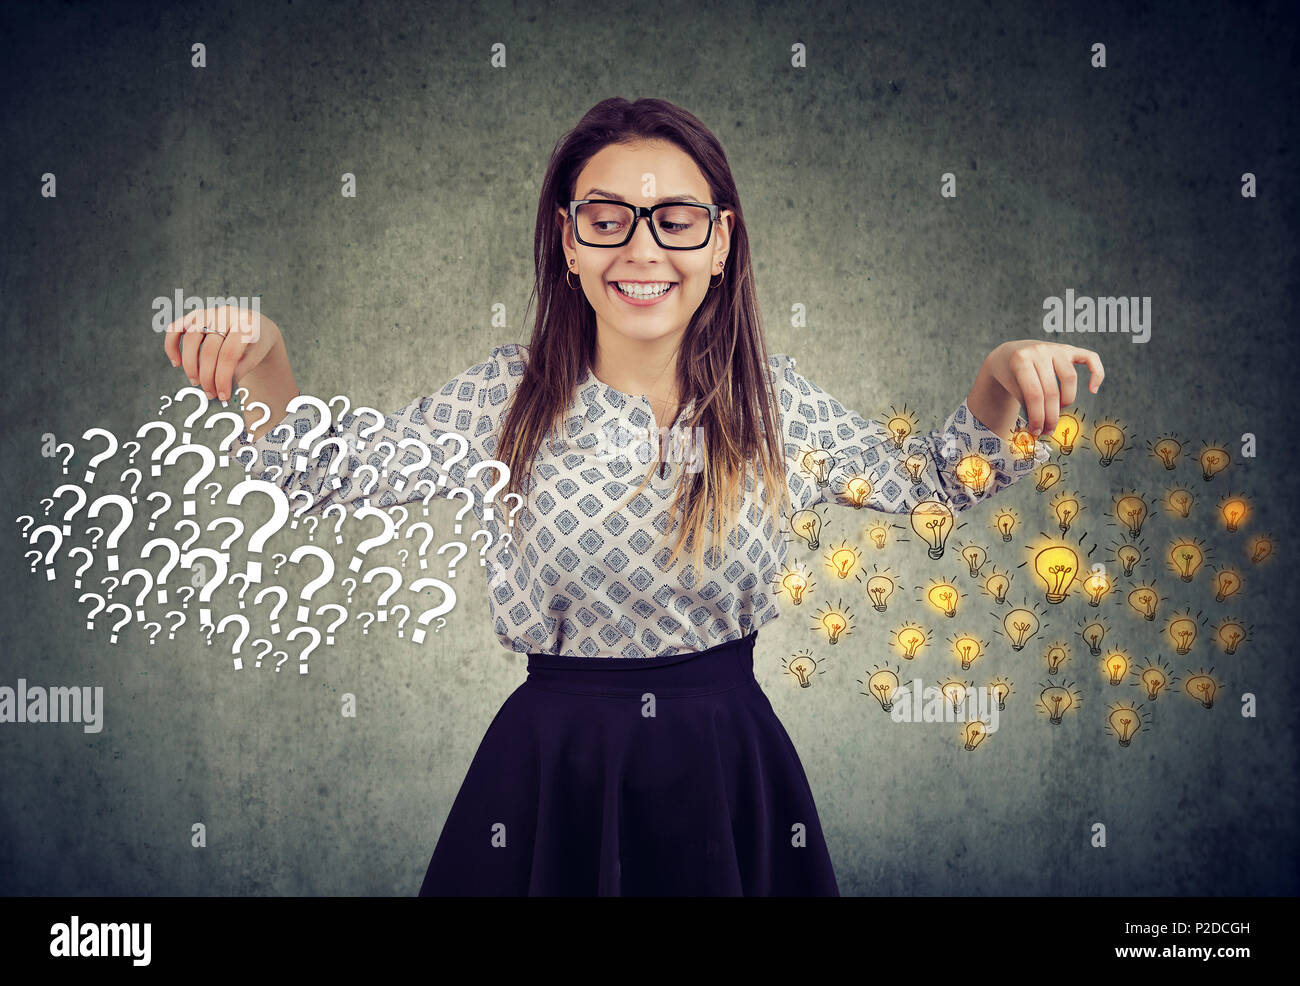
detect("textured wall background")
[1,0,1296,896]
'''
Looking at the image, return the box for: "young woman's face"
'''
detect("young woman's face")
[559,139,733,349]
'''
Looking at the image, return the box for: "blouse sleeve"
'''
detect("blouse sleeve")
[231,343,526,515]
[769,353,1050,514]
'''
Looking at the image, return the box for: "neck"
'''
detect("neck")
[591,332,683,413]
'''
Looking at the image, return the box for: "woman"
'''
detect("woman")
[164,97,1102,896]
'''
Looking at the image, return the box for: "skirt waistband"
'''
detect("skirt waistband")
[524,630,759,697]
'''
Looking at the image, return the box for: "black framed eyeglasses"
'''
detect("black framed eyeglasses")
[569,199,719,249]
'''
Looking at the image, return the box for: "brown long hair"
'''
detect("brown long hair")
[496,97,793,581]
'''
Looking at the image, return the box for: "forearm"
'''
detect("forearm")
[238,334,301,442]
[966,359,1024,439]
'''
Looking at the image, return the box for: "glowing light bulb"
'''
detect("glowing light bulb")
[954,635,981,670]
[941,681,967,713]
[869,526,888,549]
[1094,424,1125,466]
[1053,414,1080,454]
[1117,544,1140,577]
[1169,541,1203,582]
[830,547,857,579]
[1084,570,1112,606]
[789,655,817,687]
[910,499,954,560]
[1185,674,1216,709]
[1220,497,1247,532]
[1011,429,1039,461]
[867,669,900,710]
[1082,622,1105,656]
[1169,489,1193,518]
[1115,494,1148,538]
[1217,620,1245,655]
[1249,536,1273,563]
[1003,608,1040,651]
[1033,545,1079,604]
[781,571,808,604]
[1108,705,1140,747]
[1153,437,1181,469]
[961,545,987,577]
[903,452,928,483]
[1199,446,1229,481]
[990,681,1010,710]
[801,447,834,486]
[1104,650,1129,685]
[1127,586,1158,622]
[820,610,847,645]
[790,509,822,549]
[897,626,926,659]
[1046,645,1067,674]
[962,720,987,751]
[866,575,894,612]
[986,573,1009,604]
[1041,686,1073,724]
[995,511,1016,542]
[1054,498,1079,534]
[927,583,959,618]
[887,416,912,448]
[1140,667,1167,700]
[955,454,992,495]
[1168,617,1197,656]
[845,476,872,507]
[1035,464,1062,492]
[1214,570,1241,602]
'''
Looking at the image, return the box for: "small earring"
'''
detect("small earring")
[709,263,725,289]
[566,259,579,290]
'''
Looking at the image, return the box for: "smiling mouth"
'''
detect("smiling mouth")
[610,281,677,302]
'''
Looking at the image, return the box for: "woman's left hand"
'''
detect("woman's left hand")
[981,340,1104,437]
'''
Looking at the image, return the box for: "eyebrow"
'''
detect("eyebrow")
[580,187,702,204]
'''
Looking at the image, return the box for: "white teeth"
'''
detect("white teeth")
[615,282,672,298]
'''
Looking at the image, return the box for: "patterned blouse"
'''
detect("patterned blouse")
[235,343,1050,658]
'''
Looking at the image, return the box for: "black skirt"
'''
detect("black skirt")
[417,630,841,896]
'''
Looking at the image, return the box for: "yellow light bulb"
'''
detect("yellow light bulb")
[1094,424,1125,466]
[1169,489,1193,517]
[1036,464,1061,492]
[990,681,1010,709]
[790,509,822,550]
[1117,544,1140,577]
[1220,498,1247,532]
[1104,651,1129,685]
[1053,414,1080,454]
[1083,622,1105,655]
[1140,667,1167,700]
[1249,536,1273,563]
[985,573,1009,603]
[1170,541,1203,582]
[962,720,988,751]
[820,610,846,645]
[1214,570,1241,602]
[955,454,992,495]
[831,547,857,579]
[1127,586,1158,622]
[869,526,888,549]
[866,575,894,612]
[1003,608,1040,650]
[910,499,954,559]
[1041,686,1073,724]
[995,511,1016,542]
[1046,645,1067,674]
[845,476,872,508]
[1168,617,1197,655]
[887,417,912,448]
[1217,621,1245,655]
[1199,447,1229,481]
[1115,494,1147,538]
[789,655,816,687]
[1054,498,1079,534]
[927,583,959,618]
[801,447,833,486]
[867,669,900,710]
[962,545,987,577]
[1185,674,1216,709]
[941,681,967,713]
[897,626,926,659]
[1033,545,1079,604]
[954,635,981,670]
[1108,706,1140,746]
[1084,570,1112,606]
[781,571,808,604]
[1153,438,1181,469]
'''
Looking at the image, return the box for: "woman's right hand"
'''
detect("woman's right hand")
[162,305,282,402]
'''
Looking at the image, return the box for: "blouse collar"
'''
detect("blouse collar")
[570,364,698,430]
